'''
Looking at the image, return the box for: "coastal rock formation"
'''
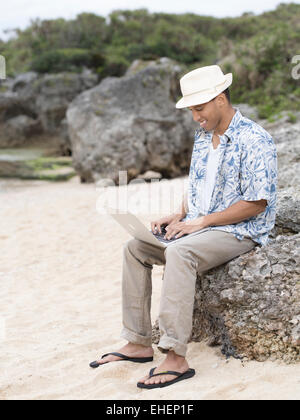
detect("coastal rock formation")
[0,91,31,122]
[276,139,300,190]
[232,103,259,121]
[190,232,300,363]
[153,188,300,363]
[0,115,43,147]
[273,187,300,235]
[263,112,300,144]
[0,70,98,151]
[32,71,98,134]
[67,58,198,183]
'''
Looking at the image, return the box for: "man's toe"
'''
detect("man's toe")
[98,354,119,364]
[140,371,177,386]
[98,356,110,364]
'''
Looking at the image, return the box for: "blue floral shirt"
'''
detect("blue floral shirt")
[183,107,277,246]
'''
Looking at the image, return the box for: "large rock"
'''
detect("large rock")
[276,139,300,190]
[0,115,42,147]
[153,234,300,363]
[0,69,98,152]
[190,233,300,363]
[32,71,98,134]
[233,103,259,121]
[11,72,40,115]
[273,187,300,234]
[0,92,32,122]
[271,122,300,144]
[262,112,300,144]
[67,58,198,183]
[153,188,300,363]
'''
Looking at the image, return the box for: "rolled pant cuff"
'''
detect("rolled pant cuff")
[157,336,187,357]
[120,327,152,347]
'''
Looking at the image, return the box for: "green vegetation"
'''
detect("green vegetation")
[0,4,300,119]
[25,158,77,181]
[31,48,104,73]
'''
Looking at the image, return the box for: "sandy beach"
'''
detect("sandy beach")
[0,176,299,400]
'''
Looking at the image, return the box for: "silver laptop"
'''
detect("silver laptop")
[107,208,210,248]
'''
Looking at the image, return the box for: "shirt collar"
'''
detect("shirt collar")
[195,107,243,144]
[223,107,243,141]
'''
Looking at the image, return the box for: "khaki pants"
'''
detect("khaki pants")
[120,229,256,357]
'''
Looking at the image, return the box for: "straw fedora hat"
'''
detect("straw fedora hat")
[176,65,233,109]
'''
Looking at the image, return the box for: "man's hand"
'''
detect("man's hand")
[151,213,184,234]
[164,217,208,240]
[154,199,268,240]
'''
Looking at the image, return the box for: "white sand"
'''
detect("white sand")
[0,176,299,400]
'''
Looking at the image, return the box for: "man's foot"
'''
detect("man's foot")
[138,350,189,386]
[95,343,154,365]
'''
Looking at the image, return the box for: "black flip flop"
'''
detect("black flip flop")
[89,352,154,368]
[137,367,196,389]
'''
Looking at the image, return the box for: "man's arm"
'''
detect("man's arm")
[203,199,267,228]
[164,199,267,240]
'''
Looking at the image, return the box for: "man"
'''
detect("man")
[90,65,277,389]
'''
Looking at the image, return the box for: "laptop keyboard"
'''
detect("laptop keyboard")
[153,226,188,243]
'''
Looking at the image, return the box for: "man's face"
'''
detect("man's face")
[188,96,222,131]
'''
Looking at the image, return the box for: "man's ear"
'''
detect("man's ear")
[215,93,227,107]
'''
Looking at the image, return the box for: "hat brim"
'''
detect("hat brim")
[175,73,233,109]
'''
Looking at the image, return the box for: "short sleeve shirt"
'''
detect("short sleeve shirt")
[182,107,278,246]
[198,142,221,214]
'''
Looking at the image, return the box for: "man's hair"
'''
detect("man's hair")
[222,87,231,103]
[212,87,231,104]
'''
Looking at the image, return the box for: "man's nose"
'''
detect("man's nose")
[192,111,201,122]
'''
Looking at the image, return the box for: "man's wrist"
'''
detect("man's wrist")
[173,210,186,219]
[202,214,213,228]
